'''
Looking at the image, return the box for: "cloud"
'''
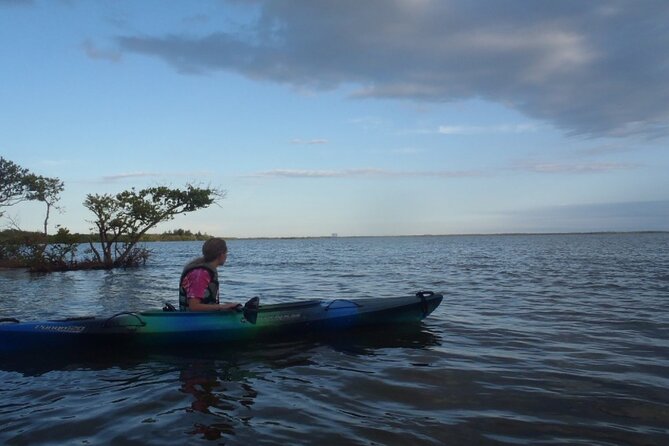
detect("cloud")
[514,161,639,174]
[101,172,162,181]
[349,116,386,130]
[252,159,638,179]
[115,1,669,139]
[83,39,122,63]
[250,168,481,178]
[572,143,638,157]
[438,123,539,135]
[392,147,424,155]
[290,138,328,145]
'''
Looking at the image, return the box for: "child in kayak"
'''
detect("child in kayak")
[178,238,242,312]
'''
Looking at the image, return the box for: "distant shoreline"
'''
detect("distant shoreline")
[2,230,666,245]
[214,230,669,241]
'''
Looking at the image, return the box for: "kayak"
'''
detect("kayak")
[0,291,442,355]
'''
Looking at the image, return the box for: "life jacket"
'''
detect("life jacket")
[178,261,219,311]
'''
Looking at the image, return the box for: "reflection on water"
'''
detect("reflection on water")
[179,360,257,441]
[0,327,442,445]
[0,325,440,376]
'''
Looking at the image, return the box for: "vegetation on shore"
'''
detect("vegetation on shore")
[1,157,224,273]
[0,228,213,245]
[0,228,215,272]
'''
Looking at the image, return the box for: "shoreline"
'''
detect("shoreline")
[218,230,669,240]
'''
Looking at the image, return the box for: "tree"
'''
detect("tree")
[84,185,225,268]
[0,157,30,216]
[24,174,65,236]
[1,157,64,235]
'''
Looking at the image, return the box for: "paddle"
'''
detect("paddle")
[240,296,260,324]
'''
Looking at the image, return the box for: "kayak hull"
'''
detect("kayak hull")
[0,292,443,355]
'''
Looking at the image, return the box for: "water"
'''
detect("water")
[1,234,668,445]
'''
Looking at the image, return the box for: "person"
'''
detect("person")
[178,238,241,311]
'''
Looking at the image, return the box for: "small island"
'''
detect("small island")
[1,157,224,273]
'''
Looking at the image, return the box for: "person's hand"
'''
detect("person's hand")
[217,302,243,311]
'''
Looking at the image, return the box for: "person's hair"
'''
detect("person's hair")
[202,238,228,262]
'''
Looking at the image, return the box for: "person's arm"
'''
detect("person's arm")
[187,299,241,312]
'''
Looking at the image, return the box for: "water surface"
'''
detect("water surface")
[1,234,668,445]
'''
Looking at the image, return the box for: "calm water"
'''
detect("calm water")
[1,234,668,445]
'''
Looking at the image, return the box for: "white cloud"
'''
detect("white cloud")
[514,161,639,174]
[250,168,481,179]
[101,172,162,181]
[438,123,539,135]
[392,147,423,155]
[290,138,328,145]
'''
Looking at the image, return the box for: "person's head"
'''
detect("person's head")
[202,238,228,264]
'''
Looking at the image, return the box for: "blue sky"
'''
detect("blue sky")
[1,0,668,237]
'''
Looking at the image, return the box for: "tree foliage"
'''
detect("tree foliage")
[0,157,31,214]
[84,185,225,268]
[1,160,224,272]
[24,174,65,235]
[0,157,64,234]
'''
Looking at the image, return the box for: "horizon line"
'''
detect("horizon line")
[218,230,669,240]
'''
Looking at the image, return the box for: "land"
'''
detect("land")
[0,229,213,244]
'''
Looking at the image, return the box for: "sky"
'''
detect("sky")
[1,0,668,238]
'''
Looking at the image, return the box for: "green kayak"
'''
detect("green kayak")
[0,291,443,355]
